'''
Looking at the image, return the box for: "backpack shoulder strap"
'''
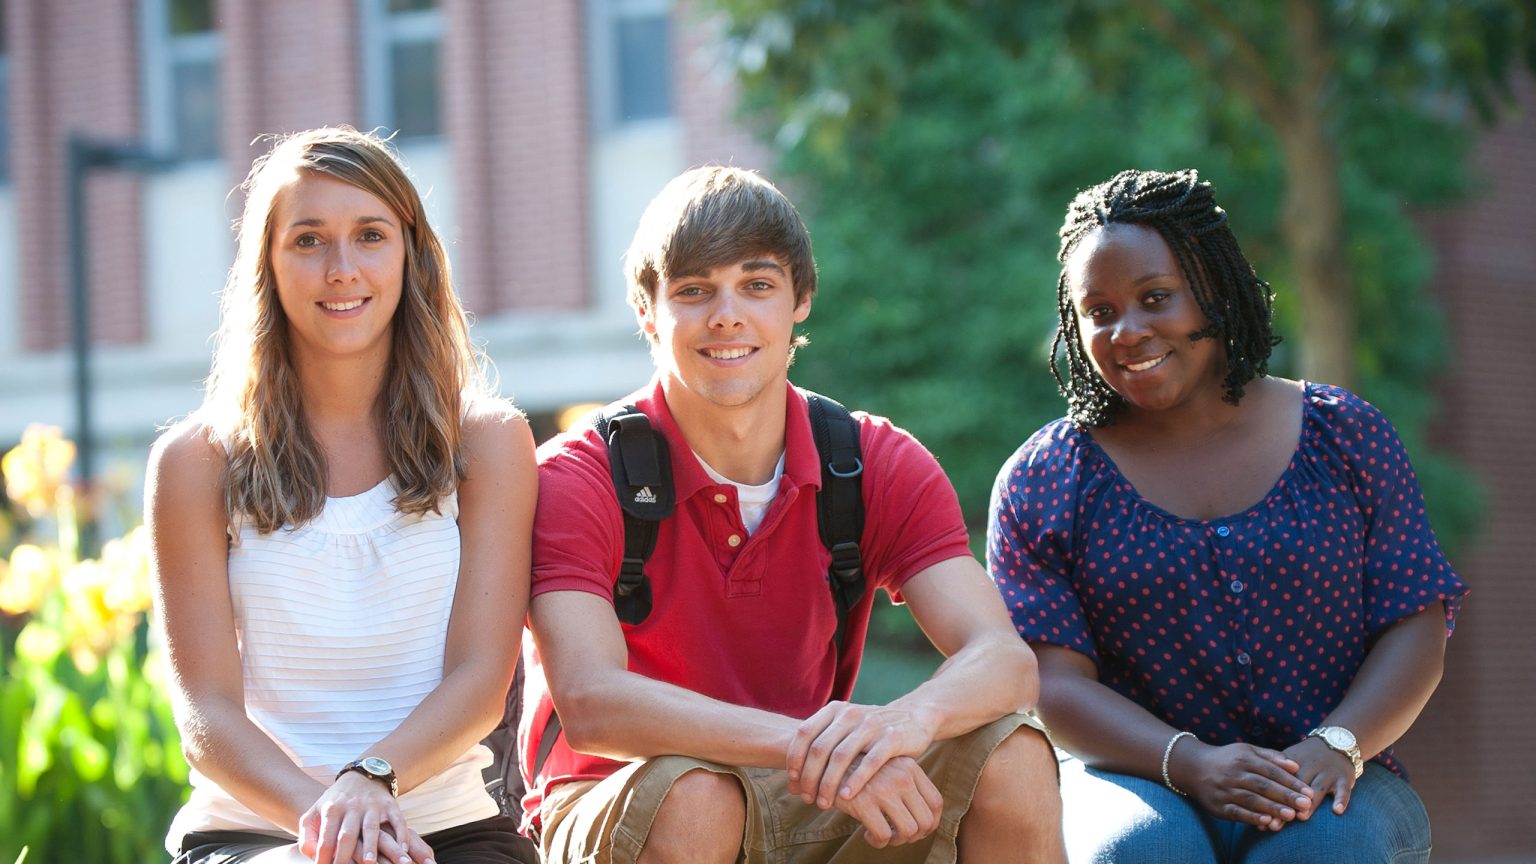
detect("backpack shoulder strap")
[527,405,676,784]
[593,404,674,625]
[803,390,866,654]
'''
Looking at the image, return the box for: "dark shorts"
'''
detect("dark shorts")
[173,814,535,864]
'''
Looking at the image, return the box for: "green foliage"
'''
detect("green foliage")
[701,0,1509,563]
[0,428,188,864]
[0,617,189,864]
[723,3,1254,512]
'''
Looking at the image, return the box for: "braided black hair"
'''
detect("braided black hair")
[1050,168,1279,427]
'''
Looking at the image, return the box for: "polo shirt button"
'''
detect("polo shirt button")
[713,493,728,504]
[1216,525,1232,537]
[1236,652,1251,665]
[1230,580,1245,594]
[727,534,742,547]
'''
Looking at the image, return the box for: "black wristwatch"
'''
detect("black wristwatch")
[336,756,398,797]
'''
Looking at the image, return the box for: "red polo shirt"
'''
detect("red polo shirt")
[517,381,972,826]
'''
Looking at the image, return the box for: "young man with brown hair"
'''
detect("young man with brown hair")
[518,166,1064,864]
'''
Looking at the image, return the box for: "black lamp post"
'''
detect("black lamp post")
[65,135,171,555]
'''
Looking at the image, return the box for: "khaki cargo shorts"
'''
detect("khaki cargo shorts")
[537,713,1049,864]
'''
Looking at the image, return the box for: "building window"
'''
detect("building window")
[588,0,674,131]
[361,0,443,141]
[141,0,223,162]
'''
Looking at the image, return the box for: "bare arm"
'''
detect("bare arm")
[1282,603,1447,815]
[890,556,1039,736]
[788,556,1038,808]
[530,589,800,766]
[351,408,534,792]
[148,423,328,830]
[296,407,534,864]
[531,588,951,849]
[1034,643,1313,829]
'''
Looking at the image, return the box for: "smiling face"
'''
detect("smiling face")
[267,172,406,367]
[639,256,811,411]
[1065,223,1225,418]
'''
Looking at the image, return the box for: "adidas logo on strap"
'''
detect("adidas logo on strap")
[633,486,658,504]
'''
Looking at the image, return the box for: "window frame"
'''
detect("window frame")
[358,0,445,141]
[138,0,223,163]
[586,0,675,133]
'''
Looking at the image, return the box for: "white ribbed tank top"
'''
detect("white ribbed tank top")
[166,478,497,850]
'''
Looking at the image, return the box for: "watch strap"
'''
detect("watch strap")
[1306,727,1364,779]
[336,758,399,797]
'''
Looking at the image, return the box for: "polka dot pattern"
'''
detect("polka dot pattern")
[986,383,1468,776]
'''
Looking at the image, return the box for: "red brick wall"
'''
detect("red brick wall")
[221,0,360,179]
[9,0,144,351]
[1393,75,1536,861]
[674,0,772,171]
[442,0,587,313]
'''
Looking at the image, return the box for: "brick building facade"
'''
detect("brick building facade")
[1394,75,1536,863]
[0,0,771,446]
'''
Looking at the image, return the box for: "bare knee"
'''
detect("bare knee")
[971,726,1062,827]
[639,768,746,864]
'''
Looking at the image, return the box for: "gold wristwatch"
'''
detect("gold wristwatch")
[1307,726,1363,779]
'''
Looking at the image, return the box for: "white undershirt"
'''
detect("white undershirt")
[695,451,786,535]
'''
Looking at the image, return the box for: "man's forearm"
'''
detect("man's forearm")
[889,634,1038,741]
[555,666,801,767]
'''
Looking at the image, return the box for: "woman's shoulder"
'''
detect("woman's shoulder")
[146,417,229,520]
[463,393,533,442]
[462,392,526,428]
[1301,381,1401,443]
[148,417,227,482]
[1010,416,1092,470]
[994,416,1095,498]
[460,394,536,474]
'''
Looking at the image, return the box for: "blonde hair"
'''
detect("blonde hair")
[203,126,493,534]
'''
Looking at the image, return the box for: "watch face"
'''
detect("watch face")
[1322,727,1356,749]
[360,756,392,776]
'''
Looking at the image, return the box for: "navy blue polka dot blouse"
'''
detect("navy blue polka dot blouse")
[986,383,1468,776]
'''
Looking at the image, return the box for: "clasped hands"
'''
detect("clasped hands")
[1170,737,1361,832]
[785,701,943,848]
[297,770,436,864]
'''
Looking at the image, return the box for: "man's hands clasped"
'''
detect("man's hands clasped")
[785,701,944,847]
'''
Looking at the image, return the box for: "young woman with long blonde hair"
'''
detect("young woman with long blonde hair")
[149,127,535,864]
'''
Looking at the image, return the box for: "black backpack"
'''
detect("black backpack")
[483,389,866,824]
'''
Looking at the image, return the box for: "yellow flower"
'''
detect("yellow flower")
[2,424,77,518]
[101,526,153,616]
[1,544,59,616]
[62,558,134,670]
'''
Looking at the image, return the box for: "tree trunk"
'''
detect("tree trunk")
[1271,0,1355,389]
[1277,115,1355,390]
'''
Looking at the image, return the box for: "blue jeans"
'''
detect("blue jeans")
[1059,755,1431,864]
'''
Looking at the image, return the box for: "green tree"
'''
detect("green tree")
[700,0,1527,554]
[1061,0,1536,389]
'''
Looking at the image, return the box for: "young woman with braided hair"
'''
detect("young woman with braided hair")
[988,168,1466,863]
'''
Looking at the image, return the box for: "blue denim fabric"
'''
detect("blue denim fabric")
[1060,755,1431,864]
